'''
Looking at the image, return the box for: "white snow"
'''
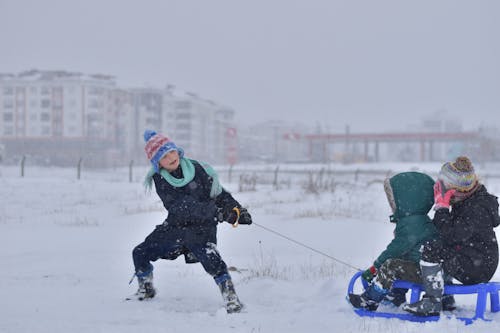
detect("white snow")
[1,164,499,332]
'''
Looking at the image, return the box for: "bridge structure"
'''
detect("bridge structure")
[303,131,482,162]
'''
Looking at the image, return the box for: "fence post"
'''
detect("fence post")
[354,169,360,182]
[228,164,234,183]
[273,165,280,190]
[129,160,134,183]
[318,168,325,189]
[20,155,26,177]
[77,157,83,180]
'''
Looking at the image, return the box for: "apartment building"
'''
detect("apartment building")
[162,88,236,164]
[128,88,164,163]
[0,70,236,166]
[0,70,116,138]
[0,70,123,165]
[238,120,308,163]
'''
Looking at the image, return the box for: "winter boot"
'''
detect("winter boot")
[348,282,388,311]
[442,294,457,311]
[403,262,443,316]
[384,287,407,307]
[216,274,242,313]
[442,274,456,311]
[135,270,156,301]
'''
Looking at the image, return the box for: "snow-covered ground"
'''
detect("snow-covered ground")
[1,163,500,333]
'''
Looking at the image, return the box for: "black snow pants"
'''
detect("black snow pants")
[132,222,228,278]
[421,238,493,285]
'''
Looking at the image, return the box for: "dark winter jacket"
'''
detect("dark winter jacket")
[374,172,438,268]
[153,161,239,229]
[433,185,500,281]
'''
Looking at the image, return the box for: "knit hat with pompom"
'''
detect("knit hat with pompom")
[143,129,184,172]
[438,156,478,192]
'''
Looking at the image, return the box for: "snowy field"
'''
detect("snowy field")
[1,163,500,333]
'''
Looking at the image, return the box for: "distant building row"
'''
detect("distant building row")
[0,70,236,166]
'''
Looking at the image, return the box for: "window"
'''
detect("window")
[41,126,51,135]
[177,123,191,130]
[87,113,103,122]
[53,100,62,109]
[16,99,25,107]
[176,113,191,120]
[4,126,13,135]
[3,113,13,121]
[177,133,191,140]
[175,101,191,109]
[88,87,103,96]
[41,99,50,108]
[89,99,99,108]
[41,87,51,95]
[3,87,14,95]
[3,99,14,108]
[40,113,50,121]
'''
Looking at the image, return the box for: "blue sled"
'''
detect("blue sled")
[351,307,443,324]
[347,270,500,325]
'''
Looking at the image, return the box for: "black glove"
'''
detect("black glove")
[226,207,253,226]
[216,206,252,226]
[225,207,240,225]
[215,207,239,224]
[238,208,252,225]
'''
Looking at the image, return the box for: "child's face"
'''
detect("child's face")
[159,150,180,172]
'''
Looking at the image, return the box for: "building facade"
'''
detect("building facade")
[162,88,236,164]
[0,70,121,165]
[0,70,236,166]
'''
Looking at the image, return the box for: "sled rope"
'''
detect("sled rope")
[253,222,362,271]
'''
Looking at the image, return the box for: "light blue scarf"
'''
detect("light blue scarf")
[144,158,223,198]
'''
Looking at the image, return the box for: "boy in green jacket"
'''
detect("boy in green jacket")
[348,172,438,311]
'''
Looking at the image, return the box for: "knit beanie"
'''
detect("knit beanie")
[438,156,478,192]
[143,129,184,173]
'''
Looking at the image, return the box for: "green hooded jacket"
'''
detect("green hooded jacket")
[373,172,438,268]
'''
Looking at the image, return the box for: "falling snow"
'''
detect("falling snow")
[1,164,500,332]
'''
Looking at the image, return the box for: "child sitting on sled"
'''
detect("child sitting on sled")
[348,171,439,311]
[403,156,500,316]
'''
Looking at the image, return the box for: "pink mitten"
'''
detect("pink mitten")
[433,181,455,210]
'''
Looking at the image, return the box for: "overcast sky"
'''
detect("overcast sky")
[1,0,499,132]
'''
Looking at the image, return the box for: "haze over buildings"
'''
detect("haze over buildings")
[0,1,499,165]
[0,1,498,133]
[0,70,236,166]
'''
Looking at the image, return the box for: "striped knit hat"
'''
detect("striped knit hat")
[438,156,478,192]
[144,129,184,173]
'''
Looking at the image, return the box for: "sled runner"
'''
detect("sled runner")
[347,270,500,324]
